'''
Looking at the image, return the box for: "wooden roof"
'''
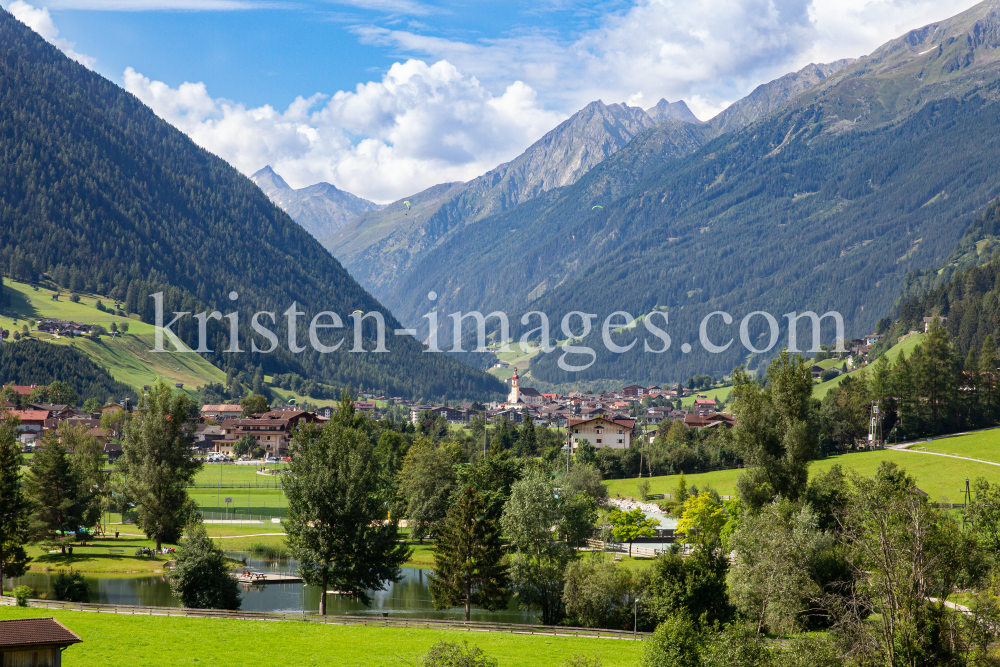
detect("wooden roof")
[0,618,82,649]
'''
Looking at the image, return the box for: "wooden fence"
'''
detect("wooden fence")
[1,597,651,640]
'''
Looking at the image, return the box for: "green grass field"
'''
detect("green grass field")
[1,278,226,396]
[605,448,1000,503]
[914,429,1000,463]
[812,333,926,400]
[0,607,644,667]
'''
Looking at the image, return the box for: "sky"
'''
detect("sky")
[3,0,984,203]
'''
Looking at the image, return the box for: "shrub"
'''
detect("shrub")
[70,294,80,303]
[53,570,90,603]
[643,614,702,667]
[14,585,33,606]
[419,641,497,667]
[562,656,603,667]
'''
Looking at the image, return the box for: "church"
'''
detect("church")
[505,369,543,409]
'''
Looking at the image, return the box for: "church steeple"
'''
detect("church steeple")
[507,368,521,405]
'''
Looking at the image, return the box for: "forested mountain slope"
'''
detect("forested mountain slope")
[250,166,383,240]
[0,9,502,401]
[326,62,853,310]
[394,0,1000,386]
[1,340,137,406]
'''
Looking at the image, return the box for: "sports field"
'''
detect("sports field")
[0,607,642,667]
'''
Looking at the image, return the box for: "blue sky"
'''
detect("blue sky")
[5,0,982,202]
[51,1,638,109]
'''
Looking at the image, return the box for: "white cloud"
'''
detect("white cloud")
[123,61,564,203]
[326,0,437,16]
[358,0,983,119]
[6,0,96,68]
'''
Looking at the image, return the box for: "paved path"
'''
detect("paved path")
[887,442,1000,467]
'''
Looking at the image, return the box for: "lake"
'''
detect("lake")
[6,555,537,623]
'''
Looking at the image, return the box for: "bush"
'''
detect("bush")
[561,656,603,667]
[53,570,90,603]
[419,642,498,667]
[701,624,772,667]
[819,368,840,382]
[14,585,33,607]
[70,293,80,303]
[643,614,702,667]
[168,522,242,610]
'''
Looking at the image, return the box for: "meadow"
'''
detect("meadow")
[604,448,1000,503]
[915,428,1000,463]
[0,607,644,667]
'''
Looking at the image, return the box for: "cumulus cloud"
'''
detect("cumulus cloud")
[6,0,96,68]
[123,61,564,203]
[358,0,982,120]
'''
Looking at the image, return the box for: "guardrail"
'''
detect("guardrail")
[2,598,650,640]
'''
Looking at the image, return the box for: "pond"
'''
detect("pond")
[5,556,537,623]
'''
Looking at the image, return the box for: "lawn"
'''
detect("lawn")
[914,428,1000,464]
[605,449,1000,503]
[0,607,644,667]
[24,534,180,574]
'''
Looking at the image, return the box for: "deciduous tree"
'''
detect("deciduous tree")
[169,522,242,610]
[284,422,409,615]
[119,383,201,550]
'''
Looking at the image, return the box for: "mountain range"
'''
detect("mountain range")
[0,7,503,401]
[311,0,1000,387]
[320,61,852,308]
[250,166,383,240]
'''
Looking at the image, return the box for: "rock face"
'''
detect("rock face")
[321,99,692,296]
[646,98,700,123]
[704,60,855,137]
[250,166,383,240]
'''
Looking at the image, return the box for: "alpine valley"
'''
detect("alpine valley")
[303,0,1000,387]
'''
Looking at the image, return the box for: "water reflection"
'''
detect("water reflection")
[6,556,536,624]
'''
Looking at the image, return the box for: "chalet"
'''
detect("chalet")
[215,410,319,458]
[0,617,82,667]
[200,404,242,420]
[621,385,645,398]
[6,385,41,397]
[431,405,468,424]
[568,416,635,451]
[646,386,662,396]
[489,409,525,425]
[4,410,51,432]
[316,406,334,419]
[103,441,123,464]
[923,316,946,332]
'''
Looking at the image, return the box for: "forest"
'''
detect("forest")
[0,9,502,402]
[0,340,136,406]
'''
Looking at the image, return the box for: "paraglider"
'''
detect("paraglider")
[404,201,411,215]
[592,205,604,211]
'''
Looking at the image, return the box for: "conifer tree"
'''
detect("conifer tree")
[119,383,201,550]
[429,483,510,621]
[24,437,83,547]
[0,415,31,588]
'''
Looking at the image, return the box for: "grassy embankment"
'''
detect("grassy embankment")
[0,607,642,667]
[605,439,1000,503]
[912,428,1000,463]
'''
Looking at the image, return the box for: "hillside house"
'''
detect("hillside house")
[621,385,645,398]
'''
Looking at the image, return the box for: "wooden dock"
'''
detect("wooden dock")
[237,572,302,584]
